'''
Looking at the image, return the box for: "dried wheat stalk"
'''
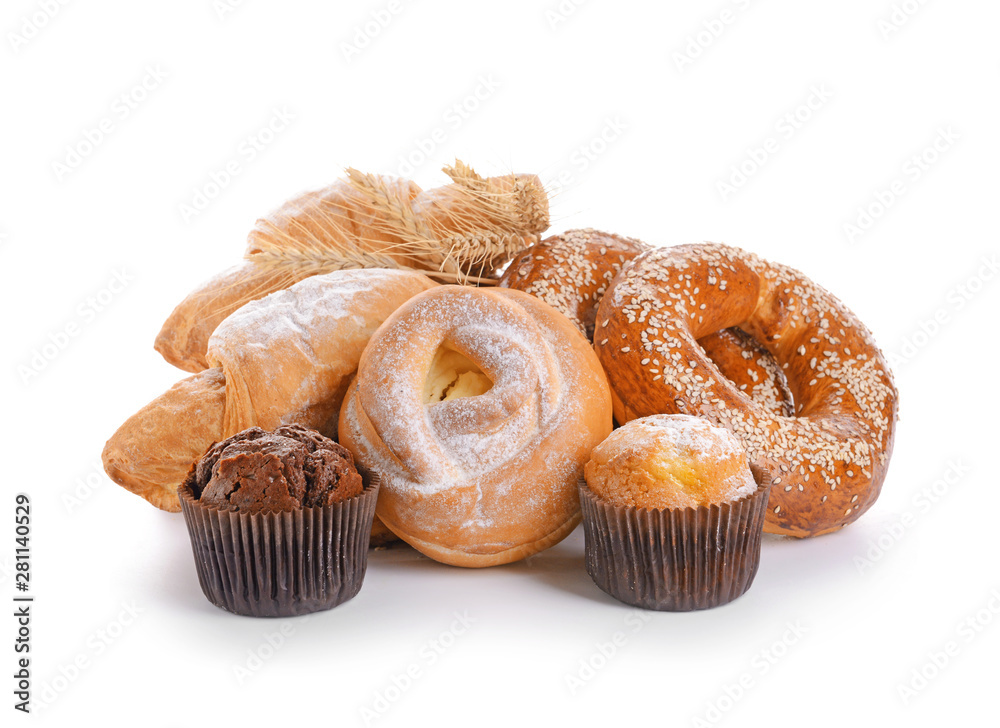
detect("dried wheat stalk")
[245,160,549,286]
[155,161,550,371]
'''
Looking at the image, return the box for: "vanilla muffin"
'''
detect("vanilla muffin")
[584,414,756,510]
[579,414,770,610]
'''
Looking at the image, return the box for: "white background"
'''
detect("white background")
[2,1,998,726]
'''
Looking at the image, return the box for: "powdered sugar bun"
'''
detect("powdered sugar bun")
[338,285,613,567]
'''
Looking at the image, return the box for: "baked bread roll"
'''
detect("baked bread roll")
[104,269,437,512]
[338,285,614,567]
[155,263,316,373]
[157,164,549,373]
[585,414,758,509]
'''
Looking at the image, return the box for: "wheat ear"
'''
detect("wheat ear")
[245,160,548,286]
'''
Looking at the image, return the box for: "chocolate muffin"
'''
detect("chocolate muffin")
[185,424,363,513]
[177,424,378,617]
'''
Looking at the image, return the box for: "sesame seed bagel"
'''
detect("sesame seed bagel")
[699,327,794,418]
[500,230,794,417]
[499,228,648,340]
[595,243,898,537]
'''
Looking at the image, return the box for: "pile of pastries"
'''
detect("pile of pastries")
[103,165,899,614]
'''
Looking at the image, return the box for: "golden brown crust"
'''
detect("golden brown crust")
[156,169,549,372]
[698,328,794,417]
[499,228,647,340]
[595,243,899,537]
[368,517,402,547]
[102,369,227,513]
[105,270,437,512]
[338,286,613,567]
[155,181,419,374]
[154,263,314,373]
[585,415,758,510]
[498,231,793,417]
[394,512,582,567]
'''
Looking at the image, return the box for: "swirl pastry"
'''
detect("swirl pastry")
[338,285,613,567]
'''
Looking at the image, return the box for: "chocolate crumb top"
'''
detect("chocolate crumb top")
[185,424,363,513]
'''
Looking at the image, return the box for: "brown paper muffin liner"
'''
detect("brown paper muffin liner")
[578,471,770,611]
[178,474,380,617]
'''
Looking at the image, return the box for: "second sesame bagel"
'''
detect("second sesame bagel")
[595,243,898,537]
[500,230,794,417]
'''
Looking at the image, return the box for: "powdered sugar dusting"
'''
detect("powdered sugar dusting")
[343,285,611,555]
[205,268,436,434]
[627,414,748,461]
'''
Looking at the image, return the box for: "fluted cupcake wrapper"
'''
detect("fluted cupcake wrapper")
[178,474,380,618]
[578,473,770,611]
